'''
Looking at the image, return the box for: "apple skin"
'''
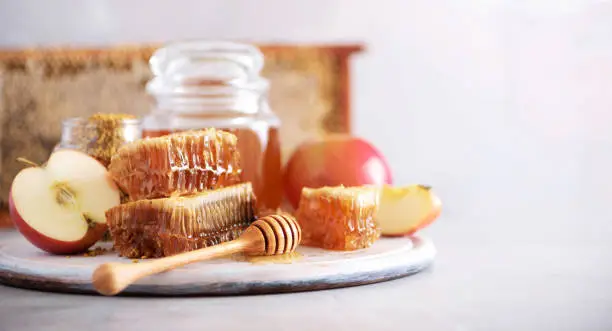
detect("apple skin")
[283,136,392,209]
[8,190,108,255]
[382,195,442,237]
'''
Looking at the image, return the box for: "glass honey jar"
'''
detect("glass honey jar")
[142,41,282,210]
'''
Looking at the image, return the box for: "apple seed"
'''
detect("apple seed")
[53,182,78,208]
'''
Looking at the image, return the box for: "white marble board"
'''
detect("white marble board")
[0,232,435,296]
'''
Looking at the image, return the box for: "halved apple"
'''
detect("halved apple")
[378,184,442,236]
[9,150,121,254]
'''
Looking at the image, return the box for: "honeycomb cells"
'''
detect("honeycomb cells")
[295,186,381,251]
[106,183,257,258]
[108,129,242,201]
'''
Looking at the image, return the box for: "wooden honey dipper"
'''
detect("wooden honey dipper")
[92,214,301,296]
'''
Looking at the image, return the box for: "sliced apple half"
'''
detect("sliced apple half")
[9,150,121,254]
[378,184,442,237]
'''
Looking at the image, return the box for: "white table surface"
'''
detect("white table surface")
[1,208,610,331]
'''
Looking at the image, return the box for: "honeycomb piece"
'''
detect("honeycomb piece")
[108,129,242,201]
[106,183,256,258]
[295,186,380,251]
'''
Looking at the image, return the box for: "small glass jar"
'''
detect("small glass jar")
[57,115,142,167]
[142,41,282,210]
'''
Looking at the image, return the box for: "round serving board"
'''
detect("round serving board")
[0,232,435,296]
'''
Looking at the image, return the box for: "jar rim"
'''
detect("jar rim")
[146,77,268,97]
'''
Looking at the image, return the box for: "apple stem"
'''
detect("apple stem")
[16,157,40,168]
[418,185,432,191]
[84,215,96,229]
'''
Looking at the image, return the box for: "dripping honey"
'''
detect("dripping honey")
[232,252,303,264]
[143,126,282,211]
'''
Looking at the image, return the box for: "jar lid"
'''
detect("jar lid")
[146,41,269,97]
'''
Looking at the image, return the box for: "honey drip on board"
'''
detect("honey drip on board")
[232,252,303,265]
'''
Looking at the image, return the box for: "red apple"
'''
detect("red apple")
[283,135,392,209]
[378,184,442,236]
[9,150,121,255]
